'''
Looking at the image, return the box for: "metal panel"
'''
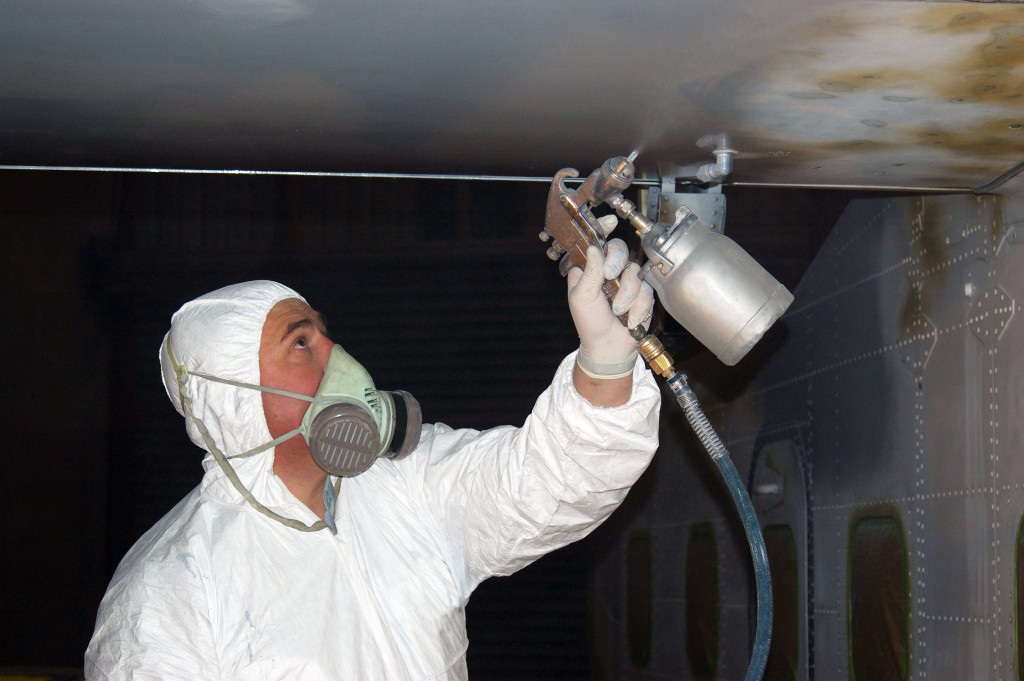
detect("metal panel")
[1,1,1022,189]
[746,191,1017,680]
[589,187,1024,679]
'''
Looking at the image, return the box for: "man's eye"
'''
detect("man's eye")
[294,337,308,349]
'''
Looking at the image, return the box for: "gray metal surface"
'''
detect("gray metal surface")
[2,1,1022,189]
[589,188,1024,679]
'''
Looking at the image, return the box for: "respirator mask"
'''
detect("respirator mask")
[299,345,422,476]
[166,338,422,478]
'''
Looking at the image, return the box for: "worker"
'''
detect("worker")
[85,239,661,680]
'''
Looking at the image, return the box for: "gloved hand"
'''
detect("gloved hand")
[567,235,655,379]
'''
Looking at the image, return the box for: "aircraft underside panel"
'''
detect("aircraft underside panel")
[589,189,1024,681]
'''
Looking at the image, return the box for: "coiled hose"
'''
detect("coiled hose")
[666,370,773,681]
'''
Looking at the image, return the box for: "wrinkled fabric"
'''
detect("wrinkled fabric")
[85,280,661,681]
[159,280,303,504]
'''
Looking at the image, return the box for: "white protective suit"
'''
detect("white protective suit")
[85,280,661,681]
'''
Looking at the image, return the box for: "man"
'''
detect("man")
[85,241,661,680]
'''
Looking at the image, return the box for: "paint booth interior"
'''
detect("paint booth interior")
[4,165,1024,680]
[3,1,1024,678]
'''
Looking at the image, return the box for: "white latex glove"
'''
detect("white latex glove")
[567,238,655,379]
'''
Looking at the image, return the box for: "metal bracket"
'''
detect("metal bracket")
[656,165,727,234]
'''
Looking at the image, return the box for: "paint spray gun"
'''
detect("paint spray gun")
[541,152,793,371]
[541,154,787,681]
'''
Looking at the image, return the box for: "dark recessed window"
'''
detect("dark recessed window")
[764,524,799,681]
[627,532,652,669]
[849,512,909,681]
[686,521,720,680]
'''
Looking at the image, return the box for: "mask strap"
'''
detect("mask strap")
[178,361,312,460]
[187,370,316,405]
[164,336,330,533]
[226,426,303,460]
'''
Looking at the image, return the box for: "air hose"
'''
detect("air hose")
[637,333,773,681]
[542,152,776,678]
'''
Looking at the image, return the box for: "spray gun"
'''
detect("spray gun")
[541,153,784,681]
[541,153,793,368]
[541,153,676,378]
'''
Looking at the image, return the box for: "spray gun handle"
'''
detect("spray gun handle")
[541,155,636,269]
[541,156,677,377]
[543,154,636,263]
[541,168,603,275]
[541,167,628,311]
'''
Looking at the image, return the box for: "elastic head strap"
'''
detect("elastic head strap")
[165,344,313,459]
[163,336,330,533]
[186,368,315,404]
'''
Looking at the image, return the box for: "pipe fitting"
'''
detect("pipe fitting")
[697,147,736,183]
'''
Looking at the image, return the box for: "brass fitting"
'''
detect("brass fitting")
[637,334,675,377]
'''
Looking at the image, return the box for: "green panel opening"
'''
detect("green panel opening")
[686,521,720,681]
[763,524,799,681]
[848,512,909,681]
[626,532,652,669]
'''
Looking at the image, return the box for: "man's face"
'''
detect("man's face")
[259,297,334,440]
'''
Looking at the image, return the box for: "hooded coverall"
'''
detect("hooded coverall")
[85,280,661,680]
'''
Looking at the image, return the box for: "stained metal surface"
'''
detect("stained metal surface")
[2,1,1022,188]
[775,192,1022,680]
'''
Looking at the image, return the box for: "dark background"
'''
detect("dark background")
[0,169,840,677]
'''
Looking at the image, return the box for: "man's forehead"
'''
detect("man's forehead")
[268,297,312,317]
[264,298,326,334]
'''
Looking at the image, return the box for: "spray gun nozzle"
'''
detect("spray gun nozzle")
[592,156,635,201]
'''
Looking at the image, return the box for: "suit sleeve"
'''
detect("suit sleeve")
[407,351,661,592]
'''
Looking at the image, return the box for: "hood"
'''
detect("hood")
[159,280,307,502]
